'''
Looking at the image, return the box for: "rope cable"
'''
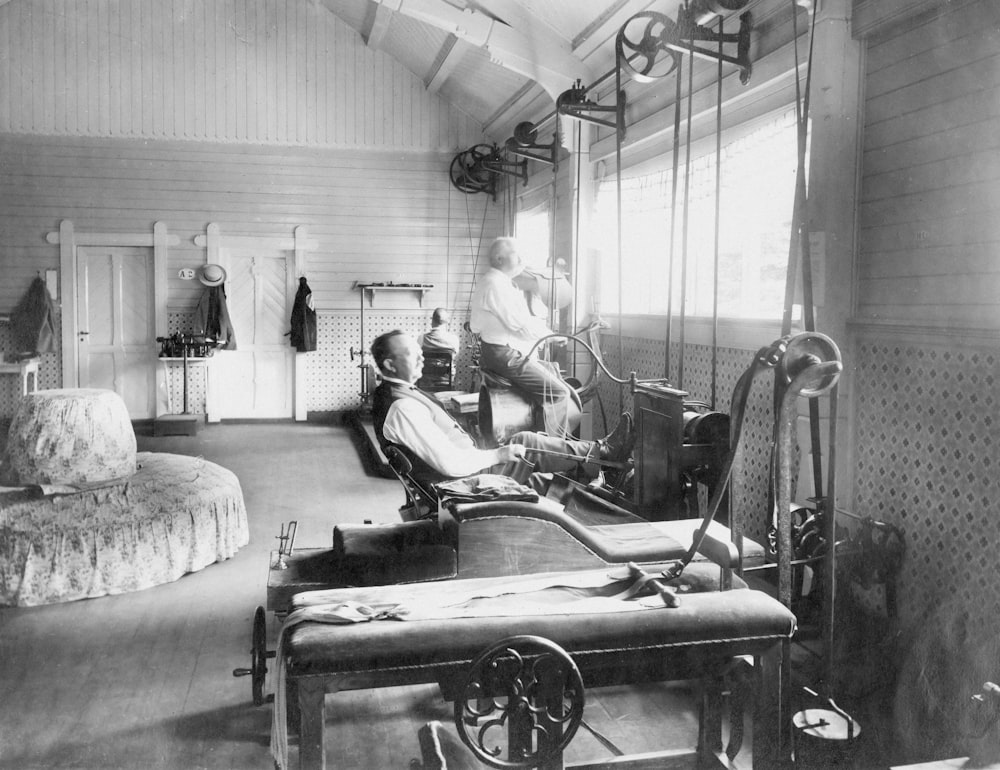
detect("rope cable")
[572,120,583,382]
[463,188,491,318]
[614,62,625,420]
[446,170,452,310]
[665,58,683,382]
[711,17,724,410]
[678,10,696,390]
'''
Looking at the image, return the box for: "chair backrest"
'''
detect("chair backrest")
[383,443,440,520]
[418,349,455,392]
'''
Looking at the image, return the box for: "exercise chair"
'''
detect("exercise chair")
[418,349,455,392]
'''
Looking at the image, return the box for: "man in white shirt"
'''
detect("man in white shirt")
[370,330,633,487]
[470,237,581,438]
[418,307,460,355]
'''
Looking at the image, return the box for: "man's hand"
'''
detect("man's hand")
[496,443,526,463]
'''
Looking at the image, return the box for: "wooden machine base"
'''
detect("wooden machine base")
[152,413,200,436]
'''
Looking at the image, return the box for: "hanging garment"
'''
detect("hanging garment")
[289,276,317,352]
[195,285,237,350]
[9,277,56,358]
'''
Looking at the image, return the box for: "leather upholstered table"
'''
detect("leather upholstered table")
[271,563,796,770]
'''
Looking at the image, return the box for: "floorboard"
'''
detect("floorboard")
[0,422,895,769]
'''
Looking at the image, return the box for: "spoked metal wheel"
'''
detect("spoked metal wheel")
[232,605,275,706]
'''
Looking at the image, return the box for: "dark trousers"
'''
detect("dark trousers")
[480,342,582,438]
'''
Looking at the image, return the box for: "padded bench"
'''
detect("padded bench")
[439,496,765,579]
[271,563,796,770]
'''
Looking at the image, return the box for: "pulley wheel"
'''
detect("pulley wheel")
[455,636,585,769]
[683,410,730,449]
[696,0,752,15]
[616,11,681,83]
[232,605,274,706]
[779,332,842,396]
[449,144,496,195]
[512,121,538,147]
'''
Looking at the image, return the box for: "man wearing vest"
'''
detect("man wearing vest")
[371,330,634,488]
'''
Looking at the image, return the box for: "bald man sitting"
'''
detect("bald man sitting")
[370,330,633,489]
[470,237,581,439]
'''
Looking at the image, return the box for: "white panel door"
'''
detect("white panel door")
[212,254,292,419]
[76,247,157,418]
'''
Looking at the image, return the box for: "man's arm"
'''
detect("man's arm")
[383,399,511,478]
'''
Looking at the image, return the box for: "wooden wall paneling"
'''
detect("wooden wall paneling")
[856,0,1000,329]
[864,2,995,98]
[862,145,1000,205]
[862,112,1000,180]
[0,0,486,149]
[0,135,499,316]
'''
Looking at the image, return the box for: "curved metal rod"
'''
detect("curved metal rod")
[525,327,632,386]
[666,338,842,582]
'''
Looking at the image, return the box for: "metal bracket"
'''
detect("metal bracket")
[449,143,527,199]
[272,520,297,569]
[556,80,626,140]
[505,121,559,167]
[673,7,753,85]
[617,7,753,86]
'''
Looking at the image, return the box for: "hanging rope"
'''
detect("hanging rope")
[711,17,724,410]
[571,120,583,382]
[614,63,625,418]
[775,0,823,502]
[665,58,683,382]
[462,190,491,318]
[446,172,452,311]
[677,20,697,391]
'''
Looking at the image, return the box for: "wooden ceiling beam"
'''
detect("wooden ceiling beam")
[425,36,463,94]
[371,0,594,98]
[364,3,393,50]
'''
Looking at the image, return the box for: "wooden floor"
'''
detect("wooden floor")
[0,422,717,770]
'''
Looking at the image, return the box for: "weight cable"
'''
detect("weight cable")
[711,17,724,410]
[571,120,583,382]
[677,12,697,390]
[614,58,625,420]
[665,58,683,382]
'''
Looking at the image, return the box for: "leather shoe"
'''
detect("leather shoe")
[598,412,635,464]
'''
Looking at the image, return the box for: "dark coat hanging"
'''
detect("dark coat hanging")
[9,277,56,358]
[195,285,237,350]
[289,276,317,352]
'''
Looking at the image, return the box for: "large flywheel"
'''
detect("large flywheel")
[449,144,497,196]
[616,12,682,83]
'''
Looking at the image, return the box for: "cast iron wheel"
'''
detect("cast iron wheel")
[232,605,274,706]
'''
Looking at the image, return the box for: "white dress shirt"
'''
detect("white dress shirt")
[379,376,505,477]
[470,268,551,356]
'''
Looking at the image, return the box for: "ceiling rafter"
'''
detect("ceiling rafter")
[370,0,594,98]
[425,35,464,93]
[364,3,394,50]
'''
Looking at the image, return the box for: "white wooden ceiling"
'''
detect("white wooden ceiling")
[317,0,700,143]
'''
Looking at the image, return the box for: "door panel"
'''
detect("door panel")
[213,254,292,419]
[77,247,156,418]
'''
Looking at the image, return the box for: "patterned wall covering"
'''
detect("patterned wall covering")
[595,333,779,548]
[157,309,476,417]
[305,311,477,414]
[0,313,62,424]
[852,335,1000,645]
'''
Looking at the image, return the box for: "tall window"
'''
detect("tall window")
[514,205,551,267]
[594,107,800,319]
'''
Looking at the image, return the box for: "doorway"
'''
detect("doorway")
[76,246,157,418]
[53,221,172,421]
[210,253,294,419]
